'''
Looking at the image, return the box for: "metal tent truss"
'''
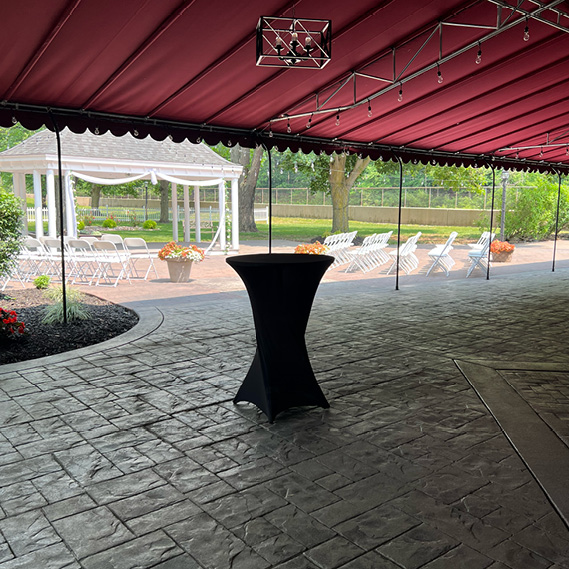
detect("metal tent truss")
[267,0,569,134]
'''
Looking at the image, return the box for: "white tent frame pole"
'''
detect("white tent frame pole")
[13,173,28,235]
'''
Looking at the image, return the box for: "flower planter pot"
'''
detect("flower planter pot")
[166,259,193,282]
[492,251,514,263]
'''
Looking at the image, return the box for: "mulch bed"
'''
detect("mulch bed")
[0,288,139,365]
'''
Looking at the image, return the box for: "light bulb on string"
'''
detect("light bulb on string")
[268,125,273,138]
[286,118,291,134]
[437,64,443,84]
[566,146,568,156]
[306,114,312,129]
[540,147,543,158]
[516,151,520,159]
[398,85,403,102]
[475,43,482,65]
[335,112,340,127]
[367,101,372,118]
[524,18,530,41]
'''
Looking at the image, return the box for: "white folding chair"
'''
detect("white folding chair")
[426,231,458,276]
[66,238,97,284]
[101,233,126,250]
[123,237,158,280]
[466,240,491,277]
[469,231,495,251]
[386,232,421,275]
[90,240,131,286]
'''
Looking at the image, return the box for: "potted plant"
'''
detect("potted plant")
[158,241,205,282]
[294,241,329,255]
[490,240,515,262]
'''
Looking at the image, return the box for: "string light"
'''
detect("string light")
[524,18,530,41]
[11,116,17,125]
[475,42,482,65]
[268,125,273,138]
[437,64,443,84]
[306,114,312,129]
[335,112,340,126]
[566,146,568,156]
[398,84,403,102]
[367,100,372,118]
[539,147,543,158]
[516,151,520,159]
[286,118,291,133]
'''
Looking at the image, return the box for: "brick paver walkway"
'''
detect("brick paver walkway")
[2,245,569,568]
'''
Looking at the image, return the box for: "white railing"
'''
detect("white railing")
[28,205,269,224]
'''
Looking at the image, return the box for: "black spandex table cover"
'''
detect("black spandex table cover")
[226,253,334,422]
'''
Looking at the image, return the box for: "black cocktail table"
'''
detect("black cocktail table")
[226,253,334,422]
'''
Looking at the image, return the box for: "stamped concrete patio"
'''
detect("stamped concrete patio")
[2,243,569,568]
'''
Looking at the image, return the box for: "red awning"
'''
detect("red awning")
[2,0,569,173]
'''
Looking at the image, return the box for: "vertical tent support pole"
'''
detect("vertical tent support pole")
[487,167,496,281]
[264,145,273,254]
[50,114,67,324]
[552,170,562,272]
[395,155,403,291]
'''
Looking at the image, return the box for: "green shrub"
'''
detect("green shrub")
[142,219,157,230]
[102,217,117,228]
[41,286,91,324]
[77,220,85,231]
[33,275,51,289]
[0,188,24,279]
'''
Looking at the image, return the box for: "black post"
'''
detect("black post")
[50,113,67,323]
[553,170,562,272]
[487,167,496,281]
[395,155,403,291]
[144,181,148,222]
[266,145,273,254]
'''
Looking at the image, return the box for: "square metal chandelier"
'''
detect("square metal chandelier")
[256,16,331,69]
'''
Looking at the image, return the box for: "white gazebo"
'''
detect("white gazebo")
[0,129,243,252]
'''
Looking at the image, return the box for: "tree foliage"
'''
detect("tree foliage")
[0,188,24,279]
[503,174,569,240]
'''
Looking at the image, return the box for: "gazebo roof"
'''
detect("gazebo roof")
[0,129,240,179]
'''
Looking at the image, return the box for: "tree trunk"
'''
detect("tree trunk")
[329,154,371,233]
[91,184,101,210]
[159,180,169,224]
[230,144,263,232]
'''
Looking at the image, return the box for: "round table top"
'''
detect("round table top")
[226,253,334,267]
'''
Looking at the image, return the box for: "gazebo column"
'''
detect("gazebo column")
[64,172,77,238]
[171,182,178,242]
[183,184,190,243]
[32,171,44,239]
[46,169,57,237]
[231,177,239,251]
[219,181,226,251]
[194,186,201,243]
[13,173,28,235]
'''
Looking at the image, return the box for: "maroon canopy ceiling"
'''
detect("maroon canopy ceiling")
[3,0,569,172]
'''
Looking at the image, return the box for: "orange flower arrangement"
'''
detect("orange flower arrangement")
[294,241,329,255]
[490,240,515,254]
[158,241,205,262]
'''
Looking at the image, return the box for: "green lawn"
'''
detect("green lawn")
[28,218,483,245]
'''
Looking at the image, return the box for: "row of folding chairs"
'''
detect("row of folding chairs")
[345,231,393,273]
[4,235,158,288]
[323,231,358,269]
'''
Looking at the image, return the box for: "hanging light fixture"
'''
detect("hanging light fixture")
[523,17,530,41]
[306,114,313,129]
[398,84,403,102]
[367,100,372,118]
[437,63,444,84]
[286,118,291,133]
[256,16,332,69]
[475,42,482,65]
